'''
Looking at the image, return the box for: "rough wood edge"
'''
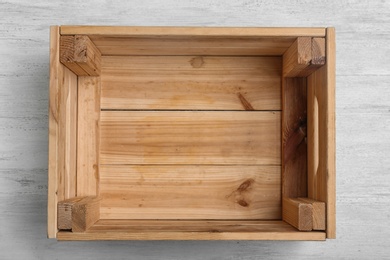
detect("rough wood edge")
[282,198,313,231]
[311,38,326,65]
[326,27,336,239]
[57,197,100,232]
[283,37,326,77]
[283,37,311,77]
[297,198,326,231]
[60,26,326,37]
[60,35,101,76]
[48,25,60,239]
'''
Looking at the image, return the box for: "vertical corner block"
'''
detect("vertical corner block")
[60,35,101,76]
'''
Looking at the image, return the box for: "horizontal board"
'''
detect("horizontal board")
[101,56,281,110]
[57,219,326,240]
[91,36,295,56]
[100,165,281,220]
[89,220,293,232]
[100,111,281,165]
[60,26,326,37]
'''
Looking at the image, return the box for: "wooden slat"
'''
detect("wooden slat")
[298,198,326,231]
[57,220,326,240]
[61,67,77,199]
[100,165,281,220]
[100,111,280,165]
[57,197,100,232]
[60,26,326,37]
[282,198,313,231]
[90,36,295,56]
[308,28,336,238]
[77,77,100,196]
[282,78,307,198]
[326,27,336,239]
[48,26,61,238]
[89,220,301,232]
[101,56,281,110]
[48,26,78,238]
[60,35,101,76]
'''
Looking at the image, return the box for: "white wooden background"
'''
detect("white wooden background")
[0,0,389,259]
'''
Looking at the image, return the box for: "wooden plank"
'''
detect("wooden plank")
[60,26,326,37]
[282,78,307,198]
[48,26,61,238]
[57,197,100,232]
[298,198,326,231]
[326,27,336,239]
[57,219,326,240]
[100,111,281,165]
[100,165,281,220]
[60,35,101,76]
[282,37,312,77]
[307,28,336,239]
[48,27,78,238]
[282,198,313,231]
[60,67,77,200]
[101,56,281,110]
[90,36,295,56]
[77,77,100,196]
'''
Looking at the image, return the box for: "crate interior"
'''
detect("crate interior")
[50,27,334,240]
[99,56,282,223]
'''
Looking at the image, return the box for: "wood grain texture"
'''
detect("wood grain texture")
[57,196,100,232]
[282,198,313,231]
[48,27,78,238]
[298,198,326,231]
[77,77,100,196]
[90,36,296,56]
[100,111,281,165]
[282,78,307,198]
[101,56,281,110]
[48,26,61,238]
[61,26,326,37]
[307,28,336,238]
[2,0,390,258]
[57,220,326,240]
[100,165,281,220]
[283,37,312,77]
[60,35,101,76]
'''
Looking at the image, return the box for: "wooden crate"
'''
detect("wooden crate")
[48,26,335,241]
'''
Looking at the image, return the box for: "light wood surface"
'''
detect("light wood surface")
[101,56,281,110]
[60,35,101,76]
[61,26,326,37]
[307,28,336,238]
[100,111,280,165]
[282,198,313,231]
[2,0,389,258]
[90,36,296,56]
[48,26,61,238]
[99,165,281,220]
[48,27,78,238]
[57,196,100,232]
[298,198,326,231]
[57,220,326,241]
[283,37,312,77]
[76,77,101,196]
